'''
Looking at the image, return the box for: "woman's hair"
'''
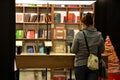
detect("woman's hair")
[81,13,93,26]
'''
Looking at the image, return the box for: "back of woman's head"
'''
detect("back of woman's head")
[81,13,93,26]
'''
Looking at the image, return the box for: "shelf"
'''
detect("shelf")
[16,38,50,41]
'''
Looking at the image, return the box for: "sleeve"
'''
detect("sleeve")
[98,32,105,54]
[71,32,80,54]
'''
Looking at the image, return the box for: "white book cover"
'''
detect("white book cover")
[16,13,24,22]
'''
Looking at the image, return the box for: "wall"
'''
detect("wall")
[0,0,15,80]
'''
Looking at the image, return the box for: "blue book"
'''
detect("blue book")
[27,46,34,53]
[67,29,74,39]
[38,29,43,38]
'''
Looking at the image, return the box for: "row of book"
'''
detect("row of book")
[16,28,79,40]
[54,27,79,39]
[16,29,51,39]
[16,42,46,53]
[54,12,80,23]
[16,41,72,53]
[16,13,51,23]
[16,12,80,23]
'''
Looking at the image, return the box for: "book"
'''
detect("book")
[30,13,38,22]
[38,42,45,54]
[24,13,31,22]
[68,11,80,23]
[54,11,66,23]
[54,27,64,39]
[39,13,46,23]
[26,30,35,39]
[68,13,75,22]
[38,46,44,54]
[38,29,44,38]
[45,14,52,22]
[54,13,61,23]
[16,13,24,22]
[67,28,74,39]
[54,41,66,53]
[16,30,24,39]
[27,46,34,53]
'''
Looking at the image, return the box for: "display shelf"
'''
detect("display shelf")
[16,3,94,80]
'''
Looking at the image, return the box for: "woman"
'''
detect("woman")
[71,13,105,80]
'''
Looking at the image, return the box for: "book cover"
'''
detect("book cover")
[54,41,66,53]
[16,30,24,39]
[38,29,44,38]
[30,13,38,22]
[67,29,74,39]
[39,13,46,23]
[54,13,61,23]
[26,30,35,39]
[45,14,52,22]
[54,11,66,23]
[27,46,34,53]
[68,13,75,22]
[16,13,24,22]
[55,27,64,39]
[38,46,44,54]
[24,13,31,22]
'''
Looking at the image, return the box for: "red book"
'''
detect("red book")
[27,30,35,39]
[68,13,75,22]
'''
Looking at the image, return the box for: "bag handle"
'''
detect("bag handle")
[82,30,90,55]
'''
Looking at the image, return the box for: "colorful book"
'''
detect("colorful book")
[54,41,66,53]
[30,13,38,22]
[39,13,46,23]
[38,29,44,38]
[27,46,34,53]
[67,29,74,39]
[16,30,24,39]
[68,13,75,22]
[38,46,44,53]
[55,27,64,39]
[26,30,35,39]
[54,13,61,23]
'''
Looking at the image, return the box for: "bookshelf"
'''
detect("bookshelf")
[16,3,94,80]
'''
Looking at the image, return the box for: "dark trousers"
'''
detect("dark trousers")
[74,65,99,80]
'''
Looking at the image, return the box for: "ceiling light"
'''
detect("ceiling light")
[16,0,96,5]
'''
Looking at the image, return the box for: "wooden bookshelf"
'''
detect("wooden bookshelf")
[16,4,94,53]
[16,4,94,80]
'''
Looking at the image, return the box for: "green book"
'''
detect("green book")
[16,30,23,39]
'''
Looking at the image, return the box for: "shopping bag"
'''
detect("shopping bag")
[87,53,99,70]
